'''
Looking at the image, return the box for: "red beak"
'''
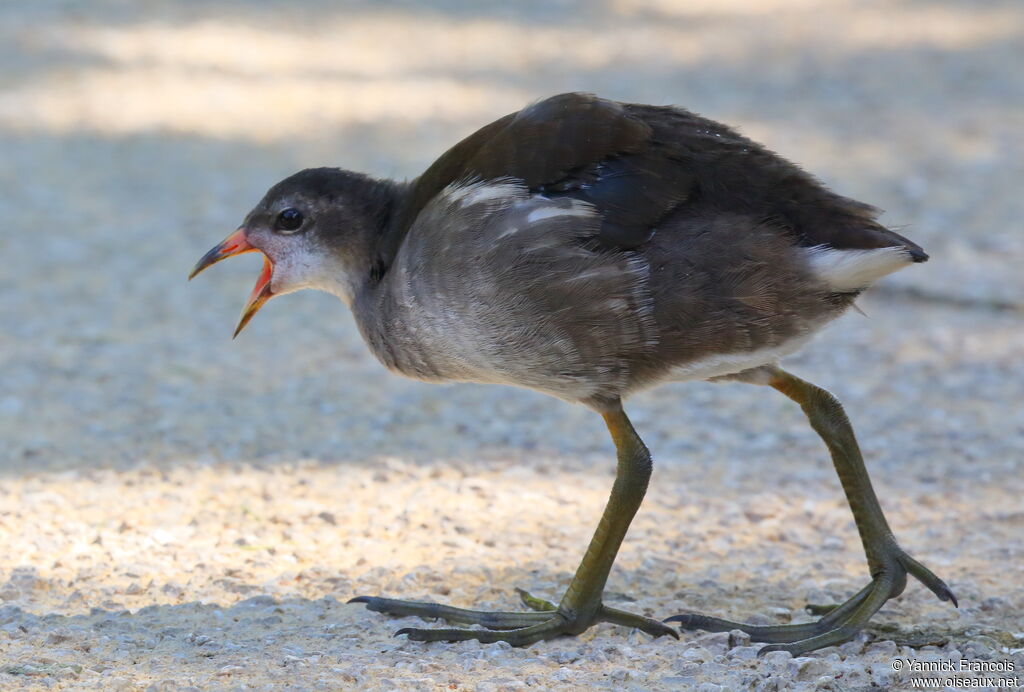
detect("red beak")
[189,228,274,338]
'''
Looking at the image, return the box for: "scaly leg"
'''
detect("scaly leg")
[667,366,956,656]
[349,402,678,644]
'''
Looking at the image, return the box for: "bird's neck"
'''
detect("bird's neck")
[323,177,408,307]
[346,179,422,370]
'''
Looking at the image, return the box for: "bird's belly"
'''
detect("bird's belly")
[662,333,814,384]
[387,345,616,403]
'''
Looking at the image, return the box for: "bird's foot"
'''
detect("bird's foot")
[665,546,956,657]
[348,588,678,646]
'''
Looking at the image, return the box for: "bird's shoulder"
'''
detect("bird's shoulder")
[384,93,681,255]
[378,178,657,398]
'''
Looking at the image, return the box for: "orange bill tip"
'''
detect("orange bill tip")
[189,228,256,280]
[232,255,275,338]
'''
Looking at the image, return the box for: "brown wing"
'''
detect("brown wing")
[380,93,925,271]
[382,93,694,259]
[621,102,927,260]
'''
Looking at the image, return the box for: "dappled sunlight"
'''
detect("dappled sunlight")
[0,2,1021,140]
[0,455,997,616]
[611,0,1023,52]
[0,68,525,140]
[0,453,1013,684]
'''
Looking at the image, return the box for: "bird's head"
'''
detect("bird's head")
[190,168,395,337]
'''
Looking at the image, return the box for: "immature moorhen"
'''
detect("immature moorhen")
[190,93,955,655]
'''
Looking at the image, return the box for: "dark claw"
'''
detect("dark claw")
[348,595,387,612]
[394,627,413,638]
[942,587,958,608]
[649,622,681,639]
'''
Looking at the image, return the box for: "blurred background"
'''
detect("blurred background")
[1,0,1020,469]
[0,0,1021,687]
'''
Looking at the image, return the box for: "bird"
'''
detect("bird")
[189,92,956,656]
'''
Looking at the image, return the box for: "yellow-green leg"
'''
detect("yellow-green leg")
[349,402,678,644]
[667,366,956,656]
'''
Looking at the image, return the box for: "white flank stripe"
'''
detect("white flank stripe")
[666,334,814,383]
[525,204,594,224]
[446,180,522,207]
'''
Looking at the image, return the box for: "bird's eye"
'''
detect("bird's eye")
[275,208,304,232]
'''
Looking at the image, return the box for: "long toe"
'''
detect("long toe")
[349,595,552,630]
[757,626,862,657]
[898,552,958,607]
[666,612,835,645]
[396,618,570,646]
[352,592,676,646]
[601,605,679,639]
[667,575,887,650]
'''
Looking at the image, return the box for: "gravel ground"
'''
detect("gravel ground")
[1,1,1023,690]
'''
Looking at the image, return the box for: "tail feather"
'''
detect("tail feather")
[804,244,919,292]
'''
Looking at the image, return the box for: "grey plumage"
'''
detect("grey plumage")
[354,178,856,409]
[356,180,657,404]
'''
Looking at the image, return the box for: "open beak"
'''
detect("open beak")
[189,228,274,338]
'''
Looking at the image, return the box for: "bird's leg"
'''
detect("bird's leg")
[349,402,678,645]
[667,366,956,656]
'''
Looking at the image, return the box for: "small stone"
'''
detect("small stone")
[979,596,1007,612]
[149,529,176,546]
[609,668,630,682]
[673,662,700,677]
[754,678,782,692]
[483,640,513,657]
[237,595,278,607]
[552,667,574,682]
[964,636,999,654]
[838,667,870,687]
[866,639,897,657]
[187,632,212,646]
[45,630,72,645]
[661,676,696,685]
[870,662,896,688]
[680,646,711,662]
[217,665,245,676]
[727,645,759,660]
[550,649,580,664]
[695,631,731,654]
[728,629,752,647]
[794,657,830,681]
[838,638,864,656]
[762,649,792,671]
